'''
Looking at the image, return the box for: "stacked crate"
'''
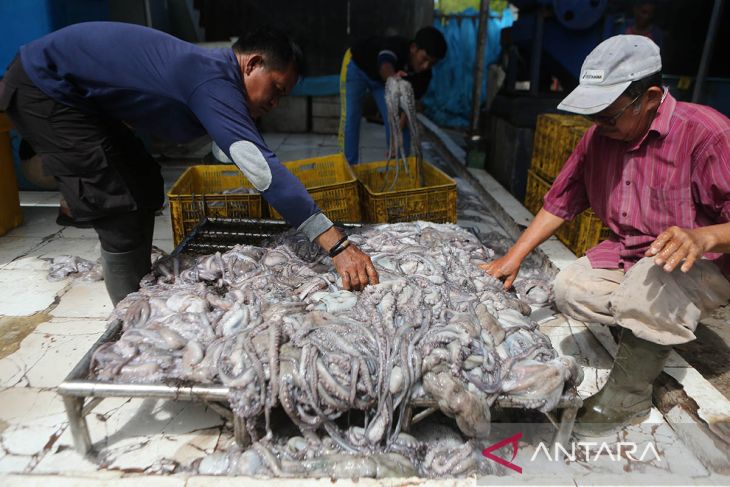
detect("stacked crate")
[525,114,611,257]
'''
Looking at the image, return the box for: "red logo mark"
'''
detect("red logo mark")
[482,432,523,473]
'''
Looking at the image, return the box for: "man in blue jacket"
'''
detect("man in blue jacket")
[0,22,378,305]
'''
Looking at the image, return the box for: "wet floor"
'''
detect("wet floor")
[0,313,52,359]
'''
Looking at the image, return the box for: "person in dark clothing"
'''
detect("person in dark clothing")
[0,22,379,305]
[338,26,447,164]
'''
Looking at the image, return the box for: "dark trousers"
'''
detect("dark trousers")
[0,57,163,252]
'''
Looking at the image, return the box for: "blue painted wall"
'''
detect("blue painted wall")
[0,0,109,75]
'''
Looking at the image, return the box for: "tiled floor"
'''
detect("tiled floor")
[1,124,729,484]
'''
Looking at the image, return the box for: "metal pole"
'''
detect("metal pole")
[529,7,545,96]
[692,0,723,103]
[62,395,92,455]
[553,406,579,456]
[143,0,153,27]
[469,0,490,136]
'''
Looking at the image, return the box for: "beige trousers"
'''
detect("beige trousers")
[553,257,730,345]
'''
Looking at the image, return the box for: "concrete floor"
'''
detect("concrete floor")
[1,122,729,485]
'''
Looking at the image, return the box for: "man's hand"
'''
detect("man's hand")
[479,208,565,289]
[379,61,407,82]
[332,244,379,291]
[645,226,713,273]
[480,253,524,290]
[315,226,379,291]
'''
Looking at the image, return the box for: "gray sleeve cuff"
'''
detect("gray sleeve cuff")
[297,212,334,242]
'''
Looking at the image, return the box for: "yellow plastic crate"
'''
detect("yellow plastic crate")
[524,169,610,257]
[529,116,552,182]
[531,114,592,181]
[0,114,23,237]
[268,154,361,222]
[547,124,590,180]
[525,170,576,246]
[168,165,264,246]
[354,157,457,223]
[524,169,549,216]
[570,212,614,257]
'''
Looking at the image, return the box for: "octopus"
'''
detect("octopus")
[382,76,424,191]
[89,221,582,478]
[44,255,102,281]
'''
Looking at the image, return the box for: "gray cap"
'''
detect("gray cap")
[558,35,661,115]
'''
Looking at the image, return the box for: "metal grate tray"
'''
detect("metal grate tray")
[172,217,362,256]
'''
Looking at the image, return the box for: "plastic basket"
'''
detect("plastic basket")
[531,114,592,181]
[571,211,612,257]
[526,169,578,248]
[529,116,551,184]
[268,154,361,222]
[524,170,610,257]
[167,165,264,246]
[353,157,457,223]
[546,124,590,180]
[524,169,551,216]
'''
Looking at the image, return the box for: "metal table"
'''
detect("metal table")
[58,216,582,455]
[59,320,582,455]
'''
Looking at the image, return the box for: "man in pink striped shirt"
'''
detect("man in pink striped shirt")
[483,35,730,436]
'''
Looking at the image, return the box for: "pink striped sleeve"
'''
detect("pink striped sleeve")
[693,130,730,222]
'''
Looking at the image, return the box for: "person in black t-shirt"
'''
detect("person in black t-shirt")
[338,26,447,164]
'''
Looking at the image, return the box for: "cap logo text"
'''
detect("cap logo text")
[582,69,604,82]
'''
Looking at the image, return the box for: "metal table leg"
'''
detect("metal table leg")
[553,405,578,451]
[62,395,92,455]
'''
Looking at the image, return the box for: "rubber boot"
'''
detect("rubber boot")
[101,244,151,306]
[573,329,672,437]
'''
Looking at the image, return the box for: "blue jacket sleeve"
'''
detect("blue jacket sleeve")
[186,78,323,229]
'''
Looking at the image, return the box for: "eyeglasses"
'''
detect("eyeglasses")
[587,93,643,126]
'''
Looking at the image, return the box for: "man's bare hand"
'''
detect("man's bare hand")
[333,244,380,291]
[645,226,713,273]
[480,253,523,289]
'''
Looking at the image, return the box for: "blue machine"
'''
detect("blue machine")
[510,0,616,90]
[485,1,618,202]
